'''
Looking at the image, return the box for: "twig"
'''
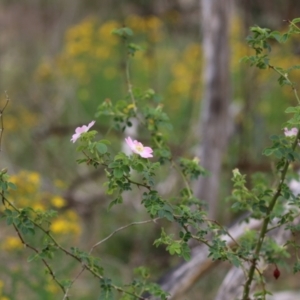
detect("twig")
[205,218,240,247]
[90,218,161,253]
[12,223,69,299]
[0,92,10,154]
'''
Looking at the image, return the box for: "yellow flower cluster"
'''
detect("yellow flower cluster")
[167,43,202,107]
[125,15,164,42]
[9,171,42,209]
[0,281,9,300]
[34,60,54,82]
[3,109,38,132]
[1,170,81,251]
[50,14,167,90]
[56,18,121,85]
[50,210,81,236]
[230,16,250,72]
[1,236,23,251]
[41,14,300,116]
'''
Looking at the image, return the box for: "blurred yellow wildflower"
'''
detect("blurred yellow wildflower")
[54,179,67,189]
[167,43,202,105]
[51,196,66,208]
[7,170,81,237]
[45,281,60,294]
[50,210,81,236]
[34,61,53,81]
[98,20,120,45]
[2,236,23,251]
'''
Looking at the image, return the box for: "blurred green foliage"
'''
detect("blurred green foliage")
[2,4,300,299]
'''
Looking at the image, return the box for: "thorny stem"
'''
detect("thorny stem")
[153,136,194,200]
[125,50,137,111]
[63,218,161,298]
[266,211,300,233]
[171,159,193,199]
[205,218,240,247]
[242,127,300,300]
[269,65,300,104]
[2,195,148,300]
[288,19,300,32]
[12,223,69,299]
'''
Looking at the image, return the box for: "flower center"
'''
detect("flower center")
[135,143,144,153]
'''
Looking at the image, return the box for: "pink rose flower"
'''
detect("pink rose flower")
[71,121,95,143]
[125,137,153,158]
[284,127,298,137]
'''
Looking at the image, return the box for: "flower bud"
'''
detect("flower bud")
[273,267,280,280]
[0,168,7,175]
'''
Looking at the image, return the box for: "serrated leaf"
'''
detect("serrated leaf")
[227,253,241,267]
[6,217,13,225]
[292,17,300,24]
[133,163,144,172]
[281,33,289,43]
[108,196,123,210]
[4,209,12,216]
[123,27,133,36]
[98,290,113,300]
[263,148,273,156]
[269,31,281,43]
[181,243,191,261]
[168,243,181,255]
[96,143,107,154]
[285,106,300,113]
[8,182,17,190]
[99,139,111,145]
[113,168,123,178]
[269,135,279,141]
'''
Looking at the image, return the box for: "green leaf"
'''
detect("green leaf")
[292,17,300,24]
[6,217,13,225]
[98,289,113,300]
[4,209,12,216]
[113,168,123,178]
[0,181,8,191]
[269,135,279,141]
[27,253,39,262]
[99,139,111,145]
[96,143,108,154]
[285,106,300,113]
[112,27,133,38]
[8,182,17,190]
[99,278,113,300]
[263,148,273,156]
[181,243,191,261]
[227,253,241,267]
[281,33,289,43]
[133,163,144,172]
[293,260,300,273]
[108,196,123,210]
[168,243,181,255]
[274,149,283,159]
[269,31,281,43]
[123,27,133,36]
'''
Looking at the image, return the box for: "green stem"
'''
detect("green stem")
[269,65,300,104]
[242,128,300,299]
[171,160,193,199]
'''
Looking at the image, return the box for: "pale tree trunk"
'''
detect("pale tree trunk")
[195,0,232,219]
